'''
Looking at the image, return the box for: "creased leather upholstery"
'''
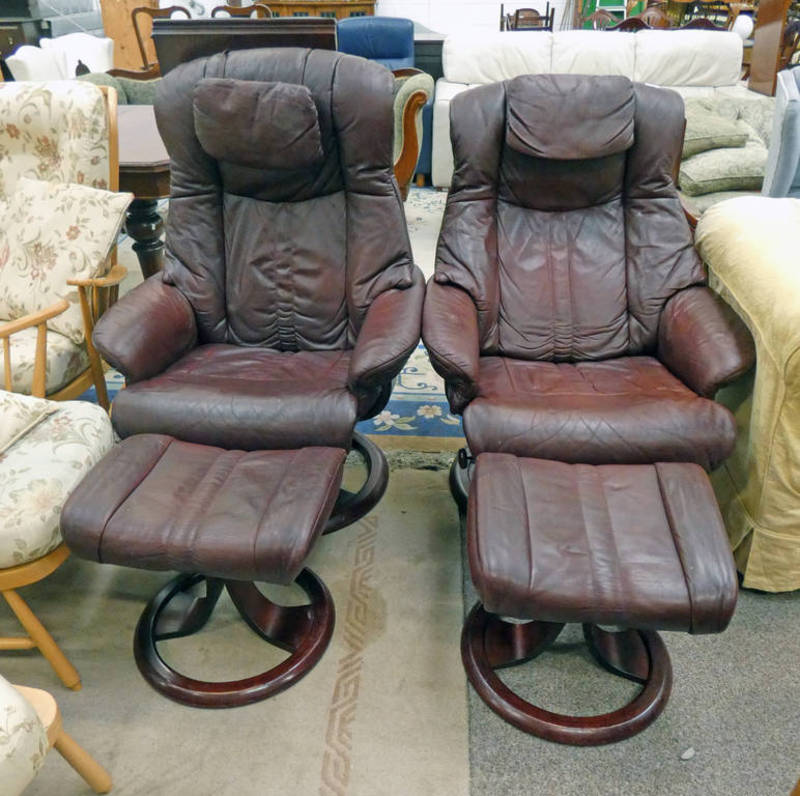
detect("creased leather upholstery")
[421,280,480,413]
[658,285,755,398]
[463,357,736,469]
[61,435,346,584]
[92,275,197,384]
[193,78,324,171]
[93,48,424,448]
[423,74,753,467]
[112,346,357,451]
[468,454,738,632]
[505,74,635,161]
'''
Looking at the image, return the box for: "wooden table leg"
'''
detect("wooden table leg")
[126,198,164,279]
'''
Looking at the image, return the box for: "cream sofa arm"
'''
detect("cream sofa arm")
[695,196,800,368]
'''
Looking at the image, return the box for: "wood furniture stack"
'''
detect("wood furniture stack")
[101,0,157,70]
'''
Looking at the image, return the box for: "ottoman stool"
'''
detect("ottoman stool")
[61,433,355,709]
[463,453,738,745]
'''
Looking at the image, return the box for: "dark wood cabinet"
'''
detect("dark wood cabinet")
[0,18,51,58]
[0,17,52,79]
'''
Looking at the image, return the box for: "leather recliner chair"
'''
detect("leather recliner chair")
[93,47,425,520]
[422,74,755,500]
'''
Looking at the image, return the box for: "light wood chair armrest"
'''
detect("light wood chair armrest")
[67,264,128,288]
[392,67,424,79]
[0,299,68,397]
[0,299,70,339]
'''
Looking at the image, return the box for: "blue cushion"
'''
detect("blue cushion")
[337,17,414,71]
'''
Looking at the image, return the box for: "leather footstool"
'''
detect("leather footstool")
[462,453,738,745]
[61,434,348,709]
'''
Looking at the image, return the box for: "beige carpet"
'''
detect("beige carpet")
[2,467,468,796]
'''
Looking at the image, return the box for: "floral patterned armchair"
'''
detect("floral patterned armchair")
[0,80,130,409]
[0,391,113,689]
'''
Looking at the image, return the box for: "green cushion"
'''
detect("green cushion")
[77,72,160,105]
[115,76,159,105]
[77,72,127,104]
[683,111,748,158]
[679,140,768,196]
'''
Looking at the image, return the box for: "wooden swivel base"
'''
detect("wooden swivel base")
[462,603,672,745]
[324,431,389,534]
[134,568,334,709]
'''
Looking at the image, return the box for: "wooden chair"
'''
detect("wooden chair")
[211,3,272,17]
[1,547,82,690]
[7,680,112,794]
[636,5,672,26]
[584,8,620,28]
[506,5,555,30]
[132,5,191,70]
[0,85,126,410]
[608,15,651,30]
[680,15,726,29]
[0,394,114,690]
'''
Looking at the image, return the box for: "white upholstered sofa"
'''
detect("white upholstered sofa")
[432,29,766,187]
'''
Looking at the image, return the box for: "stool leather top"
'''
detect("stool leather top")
[61,434,345,585]
[467,453,738,634]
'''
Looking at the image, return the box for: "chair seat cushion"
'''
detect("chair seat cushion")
[468,453,737,633]
[0,397,113,569]
[111,345,358,450]
[463,356,735,469]
[61,435,346,584]
[0,326,88,395]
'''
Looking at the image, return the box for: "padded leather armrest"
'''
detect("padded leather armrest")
[422,279,480,414]
[347,265,425,411]
[93,275,197,384]
[658,285,755,398]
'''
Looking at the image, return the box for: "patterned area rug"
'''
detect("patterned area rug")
[79,188,460,449]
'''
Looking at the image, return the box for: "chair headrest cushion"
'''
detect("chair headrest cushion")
[505,74,635,160]
[194,77,324,170]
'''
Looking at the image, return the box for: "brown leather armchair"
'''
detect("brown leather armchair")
[422,75,755,500]
[93,48,424,518]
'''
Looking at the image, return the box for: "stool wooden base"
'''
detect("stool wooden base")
[134,568,335,708]
[15,685,112,792]
[462,603,672,745]
[0,545,81,689]
[324,431,388,534]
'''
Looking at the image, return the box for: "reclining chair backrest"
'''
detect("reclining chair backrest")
[435,74,705,362]
[155,47,414,351]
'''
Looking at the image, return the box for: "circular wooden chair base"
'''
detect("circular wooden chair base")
[462,603,673,745]
[134,568,334,708]
[324,430,389,534]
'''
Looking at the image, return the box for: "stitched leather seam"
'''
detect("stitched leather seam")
[655,463,695,633]
[96,436,173,564]
[253,448,300,580]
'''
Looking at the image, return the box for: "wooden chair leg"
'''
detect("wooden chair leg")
[415,173,426,187]
[2,589,81,689]
[54,730,113,793]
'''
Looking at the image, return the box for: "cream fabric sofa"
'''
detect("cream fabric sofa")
[695,197,800,592]
[6,33,113,81]
[432,29,758,187]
